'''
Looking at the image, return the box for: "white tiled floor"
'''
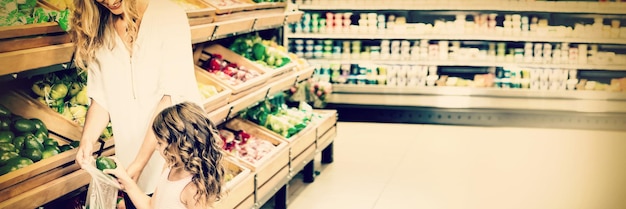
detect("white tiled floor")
[281,122,626,209]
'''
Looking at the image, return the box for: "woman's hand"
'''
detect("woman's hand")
[75,142,94,168]
[103,157,134,191]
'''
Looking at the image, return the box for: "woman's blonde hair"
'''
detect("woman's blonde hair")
[70,0,140,69]
[152,102,226,206]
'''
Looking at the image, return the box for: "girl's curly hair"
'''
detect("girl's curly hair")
[152,102,225,206]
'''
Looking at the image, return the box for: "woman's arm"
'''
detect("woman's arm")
[75,99,110,166]
[126,95,172,181]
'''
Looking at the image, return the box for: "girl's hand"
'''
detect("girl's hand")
[126,162,144,182]
[103,157,134,191]
[75,143,93,168]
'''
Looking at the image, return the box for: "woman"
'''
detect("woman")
[70,0,202,207]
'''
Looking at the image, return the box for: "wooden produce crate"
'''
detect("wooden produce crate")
[196,44,270,102]
[317,125,336,154]
[213,7,282,23]
[0,43,74,77]
[208,104,232,125]
[252,1,287,10]
[285,11,304,24]
[7,89,115,149]
[213,17,255,38]
[291,143,315,175]
[0,168,89,208]
[240,117,316,162]
[251,10,286,31]
[295,65,315,83]
[0,1,69,53]
[267,70,297,96]
[169,0,217,26]
[255,51,297,83]
[0,90,115,153]
[0,92,116,208]
[190,23,217,44]
[223,118,290,195]
[201,0,257,14]
[194,67,232,113]
[233,194,255,209]
[313,110,337,151]
[213,158,254,209]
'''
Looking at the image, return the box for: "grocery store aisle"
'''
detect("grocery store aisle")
[284,122,626,209]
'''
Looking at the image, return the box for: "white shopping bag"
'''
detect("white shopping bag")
[83,163,121,209]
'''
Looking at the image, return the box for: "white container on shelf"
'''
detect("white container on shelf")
[428,65,438,76]
[396,76,407,86]
[426,75,438,86]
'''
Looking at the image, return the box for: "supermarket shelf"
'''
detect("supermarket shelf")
[0,11,302,78]
[297,0,626,15]
[208,67,314,125]
[286,32,626,45]
[191,11,303,44]
[331,84,626,101]
[0,43,74,78]
[307,59,626,71]
[327,91,626,114]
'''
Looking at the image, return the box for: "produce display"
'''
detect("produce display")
[218,129,275,164]
[169,0,202,10]
[203,0,252,7]
[44,0,74,11]
[95,156,117,171]
[251,0,285,2]
[241,93,315,138]
[229,34,292,69]
[201,53,261,86]
[224,170,235,183]
[197,83,220,99]
[0,104,78,176]
[29,69,113,140]
[0,0,70,30]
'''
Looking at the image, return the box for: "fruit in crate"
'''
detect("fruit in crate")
[197,83,220,99]
[241,93,316,138]
[229,34,291,69]
[0,0,71,30]
[218,129,275,164]
[29,69,113,140]
[0,104,73,175]
[201,53,260,86]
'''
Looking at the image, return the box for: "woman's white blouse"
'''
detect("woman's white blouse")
[87,0,202,193]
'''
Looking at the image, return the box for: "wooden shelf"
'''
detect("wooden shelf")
[191,10,303,44]
[286,32,626,45]
[307,59,626,71]
[0,10,303,78]
[0,43,74,78]
[297,0,626,15]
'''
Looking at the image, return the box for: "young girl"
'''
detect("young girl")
[104,102,225,209]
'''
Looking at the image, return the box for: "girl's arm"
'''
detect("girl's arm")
[75,99,110,167]
[104,157,153,209]
[181,183,204,209]
[126,95,172,181]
